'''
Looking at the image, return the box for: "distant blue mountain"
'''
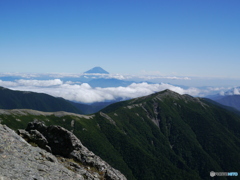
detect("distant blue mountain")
[213,95,240,111]
[84,67,109,74]
[88,78,134,88]
[208,87,240,111]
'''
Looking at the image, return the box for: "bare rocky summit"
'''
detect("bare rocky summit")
[0,122,126,180]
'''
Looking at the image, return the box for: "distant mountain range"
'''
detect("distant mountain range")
[84,66,109,74]
[209,95,240,111]
[1,89,240,179]
[70,100,116,114]
[64,67,135,88]
[208,87,240,111]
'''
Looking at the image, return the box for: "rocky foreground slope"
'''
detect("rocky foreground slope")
[0,122,126,180]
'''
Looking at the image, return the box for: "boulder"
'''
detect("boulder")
[17,121,127,180]
[18,128,51,152]
[0,124,84,180]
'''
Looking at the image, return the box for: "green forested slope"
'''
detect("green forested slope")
[1,89,240,179]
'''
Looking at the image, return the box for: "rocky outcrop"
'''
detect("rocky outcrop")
[0,123,83,180]
[17,121,127,180]
[23,121,82,157]
[17,129,52,152]
[0,122,126,180]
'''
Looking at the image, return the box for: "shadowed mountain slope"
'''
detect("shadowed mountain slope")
[0,86,83,114]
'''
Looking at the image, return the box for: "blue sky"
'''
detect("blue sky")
[1,0,240,78]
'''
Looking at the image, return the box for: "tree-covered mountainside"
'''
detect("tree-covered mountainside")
[0,87,82,114]
[1,89,240,179]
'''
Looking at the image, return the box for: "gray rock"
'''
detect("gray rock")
[1,121,127,180]
[25,121,83,156]
[17,129,31,140]
[24,121,127,180]
[18,129,52,152]
[0,124,84,180]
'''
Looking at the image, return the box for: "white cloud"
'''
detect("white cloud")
[106,74,126,80]
[224,87,240,95]
[207,87,228,91]
[219,87,240,96]
[48,73,82,78]
[0,79,213,103]
[65,81,81,85]
[135,75,191,80]
[233,88,240,95]
[17,79,63,87]
[219,91,225,96]
[1,75,238,104]
[0,80,18,87]
[0,73,40,78]
[0,72,192,82]
[82,73,126,80]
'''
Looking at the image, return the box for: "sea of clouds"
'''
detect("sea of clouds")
[0,78,231,103]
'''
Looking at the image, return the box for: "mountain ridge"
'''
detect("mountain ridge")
[1,89,240,179]
[0,86,83,114]
[208,87,240,111]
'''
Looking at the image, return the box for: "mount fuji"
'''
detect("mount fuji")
[84,66,109,74]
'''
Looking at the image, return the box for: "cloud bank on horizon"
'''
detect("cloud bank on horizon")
[220,87,240,96]
[0,78,230,103]
[0,72,191,81]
